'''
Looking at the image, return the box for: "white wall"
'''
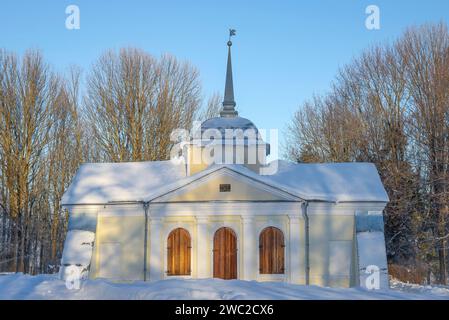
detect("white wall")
[66,201,387,288]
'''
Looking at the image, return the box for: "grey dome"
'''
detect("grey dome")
[198,116,269,154]
[201,116,258,134]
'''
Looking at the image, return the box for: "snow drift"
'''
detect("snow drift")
[0,273,448,300]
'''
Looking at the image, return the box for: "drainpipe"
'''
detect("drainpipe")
[143,202,150,281]
[302,201,310,285]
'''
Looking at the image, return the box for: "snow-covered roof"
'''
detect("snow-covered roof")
[259,160,389,203]
[61,160,186,205]
[61,159,389,205]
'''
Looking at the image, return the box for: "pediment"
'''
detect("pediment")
[151,167,298,203]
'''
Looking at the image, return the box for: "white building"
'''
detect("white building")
[60,37,389,288]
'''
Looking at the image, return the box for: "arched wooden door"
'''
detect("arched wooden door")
[167,228,191,276]
[213,227,237,279]
[259,227,285,274]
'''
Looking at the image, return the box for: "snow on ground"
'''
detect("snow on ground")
[0,273,449,300]
[389,278,449,296]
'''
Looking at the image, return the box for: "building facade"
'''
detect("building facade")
[60,38,389,288]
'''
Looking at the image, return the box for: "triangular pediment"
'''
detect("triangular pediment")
[151,167,298,203]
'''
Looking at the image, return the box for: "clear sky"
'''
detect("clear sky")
[1,0,449,149]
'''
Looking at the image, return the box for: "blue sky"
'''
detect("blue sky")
[1,0,449,149]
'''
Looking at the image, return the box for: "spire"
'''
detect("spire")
[220,29,238,118]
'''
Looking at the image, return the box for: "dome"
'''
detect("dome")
[198,116,265,146]
[201,116,258,134]
[196,115,269,156]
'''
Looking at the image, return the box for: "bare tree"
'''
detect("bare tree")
[0,51,83,273]
[84,48,202,162]
[0,50,59,272]
[398,23,449,284]
[198,92,223,121]
[0,47,203,274]
[286,22,449,284]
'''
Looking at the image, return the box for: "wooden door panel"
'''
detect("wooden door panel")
[167,228,191,276]
[259,227,285,274]
[213,227,237,279]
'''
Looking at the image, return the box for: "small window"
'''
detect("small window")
[219,184,231,192]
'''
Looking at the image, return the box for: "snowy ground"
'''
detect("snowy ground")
[0,273,448,300]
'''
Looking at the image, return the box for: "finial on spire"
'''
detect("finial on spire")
[228,29,236,46]
[220,29,238,118]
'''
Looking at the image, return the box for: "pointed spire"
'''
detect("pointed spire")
[220,29,238,118]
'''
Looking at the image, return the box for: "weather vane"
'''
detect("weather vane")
[228,28,236,46]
